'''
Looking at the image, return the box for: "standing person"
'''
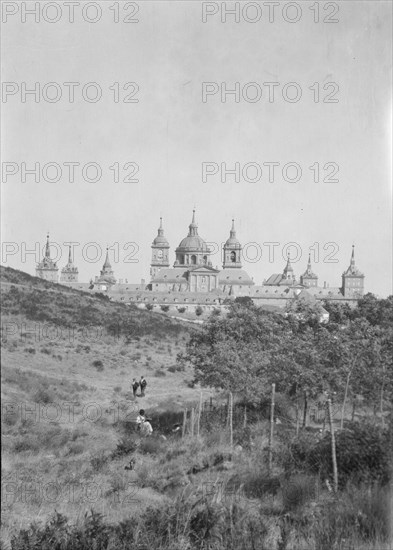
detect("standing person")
[132,378,139,398]
[140,376,147,397]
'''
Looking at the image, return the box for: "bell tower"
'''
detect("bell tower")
[36,234,59,283]
[342,245,364,297]
[300,253,318,287]
[150,217,170,279]
[60,246,79,283]
[223,219,242,269]
[282,254,296,283]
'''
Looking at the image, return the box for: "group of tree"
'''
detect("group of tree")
[178,293,393,425]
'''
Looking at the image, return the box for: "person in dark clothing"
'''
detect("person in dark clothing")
[140,376,147,397]
[132,378,139,398]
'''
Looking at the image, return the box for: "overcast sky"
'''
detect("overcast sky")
[1,1,392,296]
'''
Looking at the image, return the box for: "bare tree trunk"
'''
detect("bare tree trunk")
[380,382,385,427]
[268,383,276,474]
[302,391,308,428]
[243,405,247,429]
[197,392,202,436]
[296,397,300,436]
[190,407,195,437]
[327,399,338,493]
[341,369,352,429]
[228,392,233,448]
[351,400,356,422]
[182,408,187,438]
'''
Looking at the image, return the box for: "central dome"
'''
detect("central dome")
[177,235,209,252]
[174,210,212,267]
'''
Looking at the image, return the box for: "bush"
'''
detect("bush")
[145,303,154,311]
[139,437,164,455]
[281,474,317,511]
[92,360,104,371]
[177,307,186,313]
[13,437,40,453]
[90,452,109,471]
[67,441,84,455]
[292,421,391,487]
[167,364,184,373]
[112,434,140,458]
[154,369,166,377]
[161,305,170,312]
[33,387,55,404]
[195,306,203,316]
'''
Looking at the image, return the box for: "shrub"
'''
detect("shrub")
[33,387,55,404]
[67,441,84,455]
[281,474,317,511]
[90,451,109,471]
[24,347,36,354]
[92,360,104,371]
[112,435,140,458]
[145,303,154,311]
[177,307,186,313]
[290,421,391,488]
[161,305,170,312]
[113,385,122,393]
[108,474,128,494]
[167,364,184,373]
[139,437,163,455]
[154,369,166,377]
[195,306,203,316]
[13,437,40,453]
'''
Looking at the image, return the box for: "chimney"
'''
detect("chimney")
[323,281,327,289]
[141,278,145,286]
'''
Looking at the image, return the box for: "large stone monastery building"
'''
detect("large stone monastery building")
[36,211,365,313]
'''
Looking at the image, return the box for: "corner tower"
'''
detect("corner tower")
[94,248,116,289]
[60,246,79,283]
[150,217,170,279]
[223,219,242,269]
[342,245,364,297]
[282,254,296,283]
[36,234,59,283]
[300,253,318,287]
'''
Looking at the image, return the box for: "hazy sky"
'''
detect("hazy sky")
[1,1,392,296]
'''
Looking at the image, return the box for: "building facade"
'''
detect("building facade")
[40,212,365,312]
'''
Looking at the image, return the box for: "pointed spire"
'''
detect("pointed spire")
[350,244,355,267]
[307,252,312,271]
[157,217,164,236]
[103,247,111,268]
[284,253,293,272]
[68,245,72,264]
[230,218,236,238]
[188,209,198,236]
[45,233,51,259]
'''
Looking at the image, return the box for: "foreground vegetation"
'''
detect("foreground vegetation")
[1,267,392,549]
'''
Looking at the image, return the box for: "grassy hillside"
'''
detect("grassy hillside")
[1,267,391,549]
[0,267,218,545]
